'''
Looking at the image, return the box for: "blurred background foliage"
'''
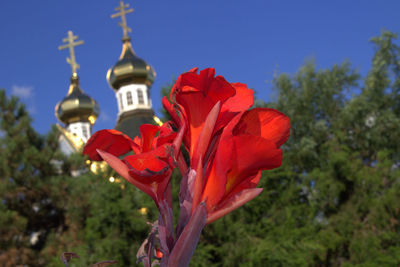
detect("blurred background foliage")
[1,31,400,266]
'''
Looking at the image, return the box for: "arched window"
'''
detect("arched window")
[126,91,133,105]
[137,90,144,105]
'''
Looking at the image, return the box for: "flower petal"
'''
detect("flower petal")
[162,96,183,128]
[222,82,254,113]
[201,110,283,211]
[201,113,243,211]
[225,136,282,194]
[127,164,171,184]
[172,68,235,156]
[206,188,263,224]
[233,108,290,147]
[224,171,261,201]
[96,149,156,201]
[83,129,139,161]
[139,124,160,152]
[156,122,177,147]
[191,101,221,169]
[124,153,171,184]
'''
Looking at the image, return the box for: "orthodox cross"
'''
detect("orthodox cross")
[58,31,84,75]
[111,0,134,40]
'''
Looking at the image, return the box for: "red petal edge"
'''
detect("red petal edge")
[96,149,157,202]
[206,188,263,224]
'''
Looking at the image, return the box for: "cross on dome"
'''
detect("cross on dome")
[58,31,84,76]
[111,0,134,40]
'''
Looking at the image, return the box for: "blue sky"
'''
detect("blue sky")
[1,1,399,134]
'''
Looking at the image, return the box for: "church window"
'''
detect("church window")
[82,125,88,139]
[137,90,144,105]
[126,91,133,105]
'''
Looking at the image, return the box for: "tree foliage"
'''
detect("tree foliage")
[0,90,68,266]
[190,30,400,266]
[0,90,157,266]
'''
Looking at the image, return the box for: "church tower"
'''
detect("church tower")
[55,31,99,154]
[107,0,157,138]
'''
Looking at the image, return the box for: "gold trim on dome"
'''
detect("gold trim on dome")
[56,124,84,151]
[88,115,96,125]
[55,76,99,125]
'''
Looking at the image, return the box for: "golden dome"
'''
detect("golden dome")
[107,39,156,90]
[55,75,100,125]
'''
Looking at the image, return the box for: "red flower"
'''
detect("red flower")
[82,67,291,266]
[164,68,290,223]
[83,123,177,205]
[163,68,254,168]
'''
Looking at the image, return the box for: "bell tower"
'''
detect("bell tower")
[107,1,157,138]
[55,31,99,152]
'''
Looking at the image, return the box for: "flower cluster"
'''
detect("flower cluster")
[83,68,290,267]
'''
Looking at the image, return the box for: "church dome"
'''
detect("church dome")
[55,75,100,125]
[107,40,155,90]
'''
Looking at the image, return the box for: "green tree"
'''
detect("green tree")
[0,90,70,266]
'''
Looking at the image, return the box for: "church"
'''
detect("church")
[55,1,158,155]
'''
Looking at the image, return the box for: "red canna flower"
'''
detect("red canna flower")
[83,123,178,205]
[164,68,290,224]
[83,67,290,267]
